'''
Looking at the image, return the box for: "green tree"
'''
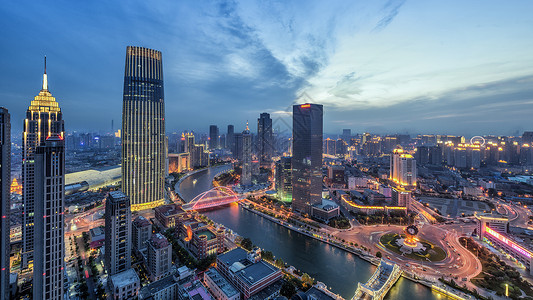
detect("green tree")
[275,258,285,268]
[241,237,253,250]
[301,273,313,285]
[261,250,274,262]
[280,281,297,298]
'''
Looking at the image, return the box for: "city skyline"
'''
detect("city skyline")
[2,1,533,136]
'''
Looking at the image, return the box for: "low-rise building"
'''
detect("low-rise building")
[311,199,340,221]
[204,268,240,300]
[179,217,225,259]
[109,269,140,300]
[216,248,282,299]
[155,204,186,228]
[139,266,195,300]
[89,227,105,248]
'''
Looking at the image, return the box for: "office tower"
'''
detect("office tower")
[275,156,292,203]
[390,148,417,188]
[209,125,219,150]
[132,216,152,253]
[257,113,273,166]
[0,108,10,300]
[342,129,351,141]
[324,138,335,155]
[335,139,347,156]
[227,125,234,151]
[242,124,252,186]
[147,233,172,281]
[22,58,64,269]
[292,103,323,214]
[105,191,132,276]
[234,133,243,160]
[392,187,412,210]
[122,46,166,211]
[33,135,65,300]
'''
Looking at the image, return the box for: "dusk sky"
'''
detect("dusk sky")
[1,0,533,137]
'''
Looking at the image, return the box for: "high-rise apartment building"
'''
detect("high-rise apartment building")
[209,125,219,150]
[22,59,64,269]
[292,103,323,214]
[122,46,166,211]
[105,191,132,276]
[241,124,252,186]
[147,233,172,281]
[132,216,152,253]
[257,113,273,166]
[390,149,417,188]
[0,108,10,300]
[33,135,65,300]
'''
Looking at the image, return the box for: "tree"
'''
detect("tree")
[376,251,382,258]
[261,250,274,262]
[301,273,313,285]
[275,258,285,268]
[241,237,253,250]
[280,281,297,298]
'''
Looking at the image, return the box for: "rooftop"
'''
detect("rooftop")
[218,248,248,266]
[205,268,239,298]
[236,260,280,286]
[109,269,140,288]
[133,216,151,228]
[65,165,121,188]
[304,287,338,300]
[195,229,216,240]
[139,272,178,299]
[155,204,185,217]
[149,233,170,249]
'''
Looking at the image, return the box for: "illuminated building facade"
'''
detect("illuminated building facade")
[0,108,10,300]
[392,187,411,211]
[122,46,166,211]
[241,124,252,186]
[275,156,292,203]
[105,191,132,276]
[22,59,64,270]
[33,135,65,300]
[292,103,323,214]
[257,113,273,166]
[390,148,417,188]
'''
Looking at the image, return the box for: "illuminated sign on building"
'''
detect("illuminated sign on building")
[485,227,532,259]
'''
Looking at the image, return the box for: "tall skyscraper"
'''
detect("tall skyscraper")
[0,107,10,300]
[257,113,273,166]
[241,123,252,186]
[275,156,292,203]
[33,135,65,300]
[227,125,234,151]
[292,103,323,214]
[105,191,132,276]
[209,125,219,150]
[342,129,351,141]
[390,148,417,188]
[122,46,166,211]
[22,58,64,269]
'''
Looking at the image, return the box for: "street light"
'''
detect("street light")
[505,283,509,297]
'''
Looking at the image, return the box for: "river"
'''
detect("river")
[177,165,439,300]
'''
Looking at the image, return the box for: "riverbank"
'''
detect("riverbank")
[238,202,438,290]
[175,164,232,201]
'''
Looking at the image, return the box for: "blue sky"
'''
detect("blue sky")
[1,0,533,136]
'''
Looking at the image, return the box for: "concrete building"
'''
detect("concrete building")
[311,200,340,221]
[275,157,292,203]
[292,103,323,214]
[109,268,140,300]
[216,248,282,299]
[139,266,195,300]
[132,216,152,253]
[155,204,186,228]
[122,46,166,211]
[105,191,132,276]
[33,135,65,300]
[391,187,411,210]
[0,107,10,300]
[204,267,240,300]
[147,233,173,281]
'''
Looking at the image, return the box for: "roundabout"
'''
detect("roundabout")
[380,231,447,262]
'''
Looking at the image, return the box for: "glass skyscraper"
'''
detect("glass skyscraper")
[0,107,10,300]
[122,46,166,211]
[257,112,273,166]
[22,59,64,269]
[292,103,323,214]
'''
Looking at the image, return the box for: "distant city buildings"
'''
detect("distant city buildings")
[292,103,323,214]
[0,107,10,300]
[209,125,219,150]
[122,46,166,211]
[105,191,132,276]
[22,59,64,270]
[257,113,273,166]
[33,135,65,300]
[227,125,235,153]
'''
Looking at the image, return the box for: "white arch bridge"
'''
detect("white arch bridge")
[182,186,242,211]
